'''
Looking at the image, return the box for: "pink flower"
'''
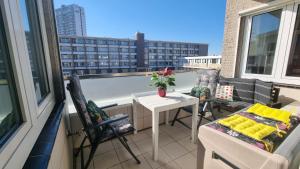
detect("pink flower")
[160,67,172,76]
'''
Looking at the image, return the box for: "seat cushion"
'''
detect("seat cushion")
[254,80,273,104]
[100,114,134,141]
[195,69,220,97]
[225,101,252,109]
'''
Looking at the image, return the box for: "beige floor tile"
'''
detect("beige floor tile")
[143,149,172,169]
[174,153,196,169]
[107,164,123,169]
[130,132,150,143]
[161,126,189,141]
[158,133,175,147]
[191,149,197,158]
[93,150,120,169]
[142,128,165,137]
[177,137,197,151]
[162,142,188,160]
[115,143,141,162]
[135,137,153,154]
[121,155,152,169]
[159,161,182,169]
[95,141,115,155]
[111,137,134,149]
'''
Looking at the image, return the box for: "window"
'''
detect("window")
[86,47,95,52]
[98,47,108,52]
[76,46,85,52]
[61,54,73,59]
[240,3,300,85]
[121,48,129,53]
[120,41,128,46]
[0,13,22,148]
[110,54,119,60]
[97,39,107,45]
[76,38,85,44]
[99,55,108,59]
[60,37,71,43]
[286,5,300,77]
[20,0,50,103]
[60,46,72,52]
[245,10,282,75]
[85,39,95,44]
[87,54,95,60]
[74,54,85,60]
[109,47,118,52]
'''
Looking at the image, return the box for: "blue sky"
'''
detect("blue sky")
[54,0,226,55]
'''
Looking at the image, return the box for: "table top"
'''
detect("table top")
[132,92,198,112]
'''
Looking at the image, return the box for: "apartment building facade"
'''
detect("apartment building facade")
[55,4,86,36]
[59,32,208,77]
[221,0,300,103]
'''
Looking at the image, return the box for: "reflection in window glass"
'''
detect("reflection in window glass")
[0,11,22,147]
[20,0,50,103]
[286,5,300,77]
[246,10,282,75]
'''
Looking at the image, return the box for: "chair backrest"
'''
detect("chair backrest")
[254,79,274,104]
[219,77,256,103]
[195,69,220,97]
[66,74,98,143]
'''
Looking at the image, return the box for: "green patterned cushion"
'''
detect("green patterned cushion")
[190,86,211,99]
[86,100,110,124]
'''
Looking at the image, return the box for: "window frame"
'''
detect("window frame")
[240,2,300,85]
[0,0,56,168]
[280,3,300,82]
[240,6,286,80]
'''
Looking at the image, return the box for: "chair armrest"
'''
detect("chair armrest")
[267,102,282,109]
[99,103,118,110]
[95,114,128,127]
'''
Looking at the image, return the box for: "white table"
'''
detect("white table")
[132,91,199,161]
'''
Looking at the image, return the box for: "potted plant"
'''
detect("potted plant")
[150,67,175,97]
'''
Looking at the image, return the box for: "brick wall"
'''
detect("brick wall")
[221,0,263,77]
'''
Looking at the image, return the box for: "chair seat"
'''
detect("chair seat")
[225,101,252,108]
[99,114,134,142]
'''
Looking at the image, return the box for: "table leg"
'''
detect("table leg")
[152,110,159,161]
[191,102,199,144]
[133,99,138,134]
[165,110,169,125]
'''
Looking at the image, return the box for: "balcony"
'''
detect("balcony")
[2,0,300,169]
[65,70,230,169]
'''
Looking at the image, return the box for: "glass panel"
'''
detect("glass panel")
[20,0,50,103]
[245,10,282,75]
[0,10,22,148]
[286,5,300,77]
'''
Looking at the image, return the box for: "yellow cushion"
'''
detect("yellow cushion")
[247,103,291,125]
[218,114,277,141]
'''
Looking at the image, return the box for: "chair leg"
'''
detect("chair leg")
[84,145,97,169]
[118,136,141,164]
[208,102,217,120]
[80,144,84,169]
[171,108,181,126]
[197,113,204,128]
[75,135,87,157]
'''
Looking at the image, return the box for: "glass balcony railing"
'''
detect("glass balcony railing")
[65,70,198,113]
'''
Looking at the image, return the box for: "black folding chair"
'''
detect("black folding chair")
[171,96,216,129]
[67,75,140,169]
